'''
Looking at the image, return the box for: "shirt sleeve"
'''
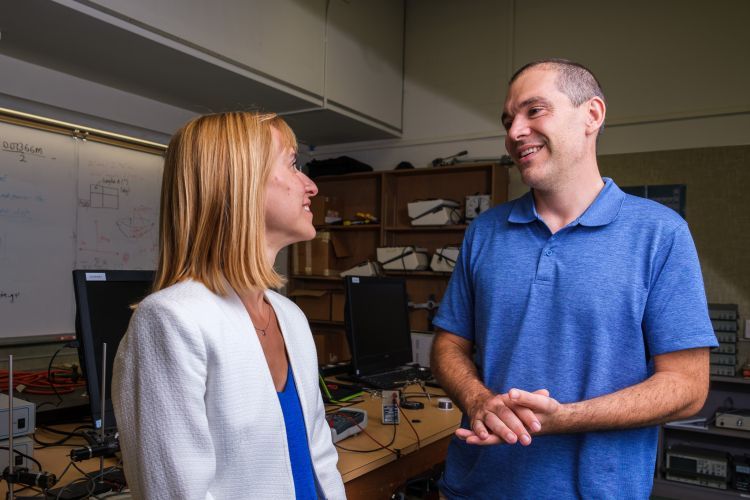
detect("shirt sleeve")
[432,223,476,340]
[112,297,215,500]
[643,223,718,356]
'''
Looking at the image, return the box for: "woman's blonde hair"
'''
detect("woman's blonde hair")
[153,111,297,295]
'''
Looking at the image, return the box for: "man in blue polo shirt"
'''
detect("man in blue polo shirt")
[431,59,717,499]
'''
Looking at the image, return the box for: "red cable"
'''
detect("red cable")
[0,369,86,395]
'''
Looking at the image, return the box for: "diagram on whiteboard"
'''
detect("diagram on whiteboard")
[76,142,163,270]
[116,207,156,239]
[85,184,119,209]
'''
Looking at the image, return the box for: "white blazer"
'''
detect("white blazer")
[112,280,346,499]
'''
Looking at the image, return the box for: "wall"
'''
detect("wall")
[600,145,750,365]
[311,0,750,176]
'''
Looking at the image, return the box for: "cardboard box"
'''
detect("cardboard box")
[430,246,460,272]
[331,292,345,322]
[377,246,429,271]
[310,196,341,225]
[312,330,351,364]
[289,289,331,321]
[313,333,327,365]
[411,331,435,367]
[293,231,350,276]
[327,330,351,362]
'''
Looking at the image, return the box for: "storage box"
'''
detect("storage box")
[293,231,350,276]
[430,246,459,272]
[339,260,382,278]
[407,199,461,226]
[289,289,331,321]
[331,292,345,323]
[312,330,351,364]
[377,246,429,271]
[407,199,459,218]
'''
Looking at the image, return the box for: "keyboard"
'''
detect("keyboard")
[357,366,431,389]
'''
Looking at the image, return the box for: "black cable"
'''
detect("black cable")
[13,484,45,497]
[33,425,92,448]
[47,345,67,406]
[39,424,93,437]
[334,420,398,454]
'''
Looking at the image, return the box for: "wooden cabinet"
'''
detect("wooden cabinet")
[289,163,508,364]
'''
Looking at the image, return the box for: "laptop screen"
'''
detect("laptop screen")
[344,276,413,376]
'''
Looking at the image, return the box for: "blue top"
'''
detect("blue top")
[433,178,717,499]
[277,365,317,499]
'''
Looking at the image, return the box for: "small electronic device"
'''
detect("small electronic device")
[325,408,367,443]
[399,398,423,410]
[665,444,730,490]
[0,435,33,470]
[715,410,750,431]
[734,455,750,492]
[382,390,400,425]
[0,394,35,440]
[319,375,363,403]
[465,194,491,220]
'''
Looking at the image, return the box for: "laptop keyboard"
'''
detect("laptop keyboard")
[358,366,429,389]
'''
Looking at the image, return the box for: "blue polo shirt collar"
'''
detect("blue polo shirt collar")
[508,177,625,227]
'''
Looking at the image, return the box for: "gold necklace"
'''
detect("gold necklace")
[253,301,272,336]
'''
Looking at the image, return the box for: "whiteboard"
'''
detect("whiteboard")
[0,120,163,339]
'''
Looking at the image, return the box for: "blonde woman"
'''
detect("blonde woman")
[112,112,345,499]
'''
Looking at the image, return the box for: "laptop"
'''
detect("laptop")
[344,276,426,389]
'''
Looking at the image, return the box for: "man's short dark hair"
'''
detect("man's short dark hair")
[510,58,606,107]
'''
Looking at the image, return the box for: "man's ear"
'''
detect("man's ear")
[585,97,606,136]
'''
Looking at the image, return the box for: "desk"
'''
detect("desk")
[0,426,121,498]
[1,389,461,499]
[334,385,461,499]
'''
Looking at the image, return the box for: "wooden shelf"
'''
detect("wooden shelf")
[289,275,343,281]
[384,271,452,278]
[386,162,503,177]
[291,162,508,343]
[315,224,381,231]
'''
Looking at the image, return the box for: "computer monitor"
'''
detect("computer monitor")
[72,269,154,429]
[344,276,413,376]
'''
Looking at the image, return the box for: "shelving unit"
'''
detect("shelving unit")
[289,162,508,364]
[653,375,750,498]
